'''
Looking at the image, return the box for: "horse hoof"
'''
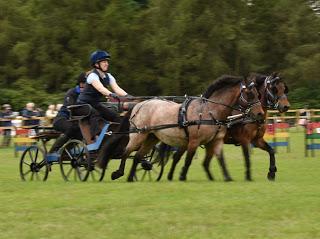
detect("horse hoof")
[111,171,124,180]
[267,172,275,181]
[224,177,233,182]
[179,175,186,181]
[167,174,173,181]
[127,177,134,182]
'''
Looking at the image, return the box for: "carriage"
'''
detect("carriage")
[19,102,166,182]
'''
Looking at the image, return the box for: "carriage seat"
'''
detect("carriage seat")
[67,104,93,120]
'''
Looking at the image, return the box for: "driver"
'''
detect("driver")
[77,50,130,123]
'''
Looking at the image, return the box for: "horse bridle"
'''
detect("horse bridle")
[237,81,262,115]
[264,75,287,110]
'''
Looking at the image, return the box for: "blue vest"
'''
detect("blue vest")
[77,69,110,106]
[57,87,79,118]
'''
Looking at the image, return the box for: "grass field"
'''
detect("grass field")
[0,128,319,239]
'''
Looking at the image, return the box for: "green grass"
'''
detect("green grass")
[0,128,320,239]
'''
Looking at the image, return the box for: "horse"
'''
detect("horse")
[223,72,290,181]
[102,75,265,182]
[166,72,290,181]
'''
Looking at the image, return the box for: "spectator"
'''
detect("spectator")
[21,102,41,126]
[298,105,310,127]
[0,104,14,146]
[45,104,57,125]
[56,104,63,112]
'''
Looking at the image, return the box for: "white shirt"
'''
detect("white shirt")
[86,72,116,85]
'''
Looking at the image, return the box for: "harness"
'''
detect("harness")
[263,75,287,110]
[178,97,193,137]
[106,81,262,136]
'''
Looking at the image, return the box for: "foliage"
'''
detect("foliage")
[0,0,319,109]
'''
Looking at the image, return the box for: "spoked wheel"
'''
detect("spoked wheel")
[20,146,49,181]
[86,152,106,182]
[134,147,166,182]
[59,139,90,182]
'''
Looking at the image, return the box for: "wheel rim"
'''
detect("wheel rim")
[59,140,90,182]
[87,153,106,182]
[20,146,48,181]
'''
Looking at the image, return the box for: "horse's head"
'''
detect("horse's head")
[264,73,290,113]
[203,75,264,122]
[238,78,265,123]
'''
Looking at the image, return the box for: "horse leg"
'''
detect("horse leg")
[216,149,233,182]
[241,144,252,181]
[202,143,215,181]
[179,142,198,181]
[127,135,159,182]
[254,138,277,181]
[167,147,186,181]
[111,149,132,180]
[111,133,149,180]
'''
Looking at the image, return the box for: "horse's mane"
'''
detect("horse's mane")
[203,75,243,98]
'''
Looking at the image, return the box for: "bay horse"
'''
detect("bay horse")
[223,72,290,181]
[166,72,290,181]
[105,75,265,182]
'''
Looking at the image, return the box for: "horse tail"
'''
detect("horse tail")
[97,108,133,169]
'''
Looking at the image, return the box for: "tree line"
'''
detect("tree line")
[0,0,319,110]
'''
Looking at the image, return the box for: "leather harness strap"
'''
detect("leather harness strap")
[178,97,194,138]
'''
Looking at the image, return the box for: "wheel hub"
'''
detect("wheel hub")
[30,163,40,172]
[71,159,78,168]
[141,160,153,171]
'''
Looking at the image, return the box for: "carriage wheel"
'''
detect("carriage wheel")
[86,152,106,182]
[19,146,49,181]
[59,139,90,182]
[134,147,166,182]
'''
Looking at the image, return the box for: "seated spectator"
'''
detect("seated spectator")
[0,104,14,146]
[56,103,63,112]
[298,105,310,127]
[45,104,57,125]
[21,102,41,126]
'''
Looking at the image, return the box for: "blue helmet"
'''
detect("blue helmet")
[90,50,111,66]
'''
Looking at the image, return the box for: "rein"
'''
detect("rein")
[107,81,262,135]
[123,95,258,114]
[107,113,247,136]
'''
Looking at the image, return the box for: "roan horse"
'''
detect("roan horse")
[104,75,265,182]
[166,72,290,181]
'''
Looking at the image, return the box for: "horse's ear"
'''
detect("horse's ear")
[246,72,257,82]
[284,84,289,94]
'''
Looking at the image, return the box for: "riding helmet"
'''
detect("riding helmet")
[90,50,111,66]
